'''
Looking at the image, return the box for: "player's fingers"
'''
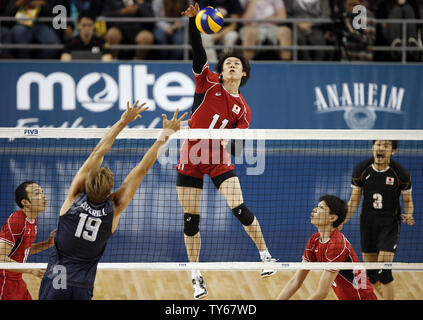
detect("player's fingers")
[132,100,139,108]
[177,112,188,121]
[402,215,414,225]
[162,114,168,121]
[139,106,149,113]
[137,101,146,108]
[172,109,179,120]
[181,5,192,16]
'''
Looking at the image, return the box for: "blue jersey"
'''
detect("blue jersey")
[44,194,114,288]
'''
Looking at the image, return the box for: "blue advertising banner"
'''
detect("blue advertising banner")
[2,61,423,129]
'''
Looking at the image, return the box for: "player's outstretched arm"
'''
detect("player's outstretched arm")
[277,267,309,300]
[307,270,338,300]
[29,229,57,255]
[59,102,148,216]
[65,102,148,198]
[181,3,207,74]
[110,109,187,232]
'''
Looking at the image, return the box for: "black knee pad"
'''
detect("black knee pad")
[232,203,255,226]
[366,269,379,284]
[184,213,200,236]
[378,269,394,284]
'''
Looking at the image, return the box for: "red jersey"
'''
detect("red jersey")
[0,210,37,280]
[190,62,251,130]
[303,229,376,300]
[177,63,251,175]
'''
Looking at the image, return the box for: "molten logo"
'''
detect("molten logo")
[16,65,194,113]
[76,73,118,112]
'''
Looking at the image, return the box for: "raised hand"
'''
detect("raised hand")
[162,109,188,133]
[181,2,200,18]
[121,100,149,124]
[159,109,188,141]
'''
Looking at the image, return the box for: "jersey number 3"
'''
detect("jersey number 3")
[373,193,383,209]
[75,213,102,242]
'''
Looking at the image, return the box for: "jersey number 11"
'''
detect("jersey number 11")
[209,114,228,129]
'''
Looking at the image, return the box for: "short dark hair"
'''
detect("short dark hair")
[78,10,96,23]
[319,195,347,228]
[15,181,35,208]
[372,140,398,150]
[214,49,251,87]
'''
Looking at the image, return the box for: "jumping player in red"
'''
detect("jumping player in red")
[0,181,56,300]
[277,195,377,300]
[179,3,275,300]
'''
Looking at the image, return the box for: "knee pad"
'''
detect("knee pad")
[232,203,255,226]
[184,213,200,236]
[366,269,379,284]
[378,269,394,284]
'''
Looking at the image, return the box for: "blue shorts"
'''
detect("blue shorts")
[38,276,93,300]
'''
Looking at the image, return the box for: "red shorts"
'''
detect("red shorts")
[176,160,235,180]
[0,275,32,300]
[176,140,234,181]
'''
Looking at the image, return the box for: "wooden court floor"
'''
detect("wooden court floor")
[24,270,423,300]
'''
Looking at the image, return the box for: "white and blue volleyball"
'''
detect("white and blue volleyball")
[195,6,224,34]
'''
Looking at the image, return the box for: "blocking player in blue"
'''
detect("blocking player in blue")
[38,101,186,300]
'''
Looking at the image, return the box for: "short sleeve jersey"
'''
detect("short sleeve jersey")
[0,210,37,280]
[190,62,251,130]
[303,229,375,300]
[351,158,412,216]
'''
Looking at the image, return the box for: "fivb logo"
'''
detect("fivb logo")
[314,83,405,129]
[16,65,194,113]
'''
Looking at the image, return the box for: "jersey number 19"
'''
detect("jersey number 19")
[75,213,102,242]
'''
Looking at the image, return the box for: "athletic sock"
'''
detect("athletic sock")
[192,269,201,280]
[259,249,271,261]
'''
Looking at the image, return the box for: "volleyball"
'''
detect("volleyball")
[195,6,224,34]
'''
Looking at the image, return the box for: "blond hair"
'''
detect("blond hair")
[84,167,114,203]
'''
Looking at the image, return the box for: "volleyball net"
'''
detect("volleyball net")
[0,128,422,271]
